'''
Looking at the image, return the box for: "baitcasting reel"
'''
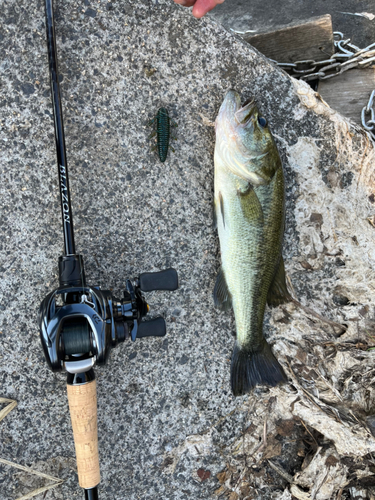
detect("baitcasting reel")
[39,254,178,374]
[38,254,177,500]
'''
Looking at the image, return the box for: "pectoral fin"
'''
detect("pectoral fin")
[213,201,217,230]
[213,192,225,229]
[218,192,225,228]
[237,185,264,225]
[242,152,281,186]
[267,256,292,307]
[213,268,232,311]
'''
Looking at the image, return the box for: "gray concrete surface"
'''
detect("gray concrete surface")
[1,1,375,500]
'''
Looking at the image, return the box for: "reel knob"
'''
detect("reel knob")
[137,317,166,338]
[138,268,178,292]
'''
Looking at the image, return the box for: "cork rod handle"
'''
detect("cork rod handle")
[67,379,101,489]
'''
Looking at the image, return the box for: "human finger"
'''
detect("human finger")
[191,0,225,18]
[173,0,196,7]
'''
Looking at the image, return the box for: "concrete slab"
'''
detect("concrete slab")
[1,1,375,499]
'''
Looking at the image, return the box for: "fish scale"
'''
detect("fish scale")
[213,90,290,396]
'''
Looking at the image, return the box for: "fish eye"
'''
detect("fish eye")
[258,116,267,127]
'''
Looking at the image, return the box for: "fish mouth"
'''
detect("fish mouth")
[218,91,257,126]
[234,99,256,125]
[215,90,258,138]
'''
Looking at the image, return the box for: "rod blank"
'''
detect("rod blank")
[45,0,76,255]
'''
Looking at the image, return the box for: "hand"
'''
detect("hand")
[173,0,225,18]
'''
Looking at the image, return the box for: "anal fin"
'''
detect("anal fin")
[213,268,232,311]
[267,256,292,307]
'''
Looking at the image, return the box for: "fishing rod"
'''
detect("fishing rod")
[39,1,178,498]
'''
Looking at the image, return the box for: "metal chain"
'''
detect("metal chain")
[271,32,375,139]
[361,90,375,141]
[232,26,375,138]
[271,32,375,81]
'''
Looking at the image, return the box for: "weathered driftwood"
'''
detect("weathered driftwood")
[318,68,375,125]
[245,15,334,63]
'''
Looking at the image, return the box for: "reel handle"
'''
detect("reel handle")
[138,317,166,338]
[67,371,100,490]
[139,268,178,292]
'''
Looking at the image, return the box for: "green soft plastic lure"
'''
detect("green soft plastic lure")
[149,107,176,163]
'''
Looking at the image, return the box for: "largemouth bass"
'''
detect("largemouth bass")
[213,90,290,396]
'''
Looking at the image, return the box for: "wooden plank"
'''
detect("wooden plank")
[318,68,375,125]
[245,15,334,64]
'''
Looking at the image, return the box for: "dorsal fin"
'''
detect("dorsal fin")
[267,256,292,307]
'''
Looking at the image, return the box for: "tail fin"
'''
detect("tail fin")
[231,341,286,396]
